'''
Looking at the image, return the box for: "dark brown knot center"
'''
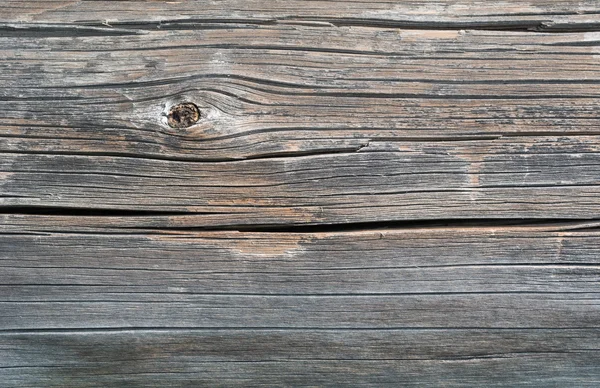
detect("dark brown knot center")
[167,102,200,129]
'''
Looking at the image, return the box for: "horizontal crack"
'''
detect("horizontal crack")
[127,218,600,233]
[88,17,600,33]
[0,206,208,217]
[2,206,600,233]
[4,17,600,37]
[0,23,142,37]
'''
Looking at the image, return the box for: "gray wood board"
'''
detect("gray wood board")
[1,329,599,387]
[1,225,600,386]
[3,0,600,31]
[2,24,600,224]
[2,1,600,386]
[2,137,600,225]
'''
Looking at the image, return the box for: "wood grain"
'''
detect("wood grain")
[2,23,600,224]
[1,224,599,386]
[2,329,599,387]
[2,0,600,32]
[2,135,600,225]
[2,224,600,298]
[2,0,600,386]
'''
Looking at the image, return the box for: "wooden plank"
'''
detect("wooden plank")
[2,224,600,295]
[1,225,599,330]
[2,136,600,225]
[1,329,599,387]
[2,25,600,223]
[2,0,600,32]
[1,223,599,385]
[2,28,600,159]
[2,1,600,386]
[0,223,600,387]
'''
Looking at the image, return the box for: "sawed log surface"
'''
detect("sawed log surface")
[1,1,600,387]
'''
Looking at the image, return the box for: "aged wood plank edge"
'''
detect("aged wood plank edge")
[2,223,600,295]
[3,137,600,223]
[2,222,599,385]
[2,26,600,167]
[3,1,600,32]
[3,213,600,231]
[1,328,599,387]
[2,213,600,232]
[0,222,598,330]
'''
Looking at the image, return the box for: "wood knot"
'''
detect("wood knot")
[167,102,200,129]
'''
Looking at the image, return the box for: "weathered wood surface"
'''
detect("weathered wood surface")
[2,329,599,387]
[2,1,600,386]
[1,222,600,386]
[3,26,600,224]
[2,224,600,328]
[3,0,600,31]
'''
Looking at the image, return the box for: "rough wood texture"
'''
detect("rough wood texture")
[2,26,600,224]
[2,329,599,387]
[2,1,600,386]
[3,0,600,31]
[1,223,600,386]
